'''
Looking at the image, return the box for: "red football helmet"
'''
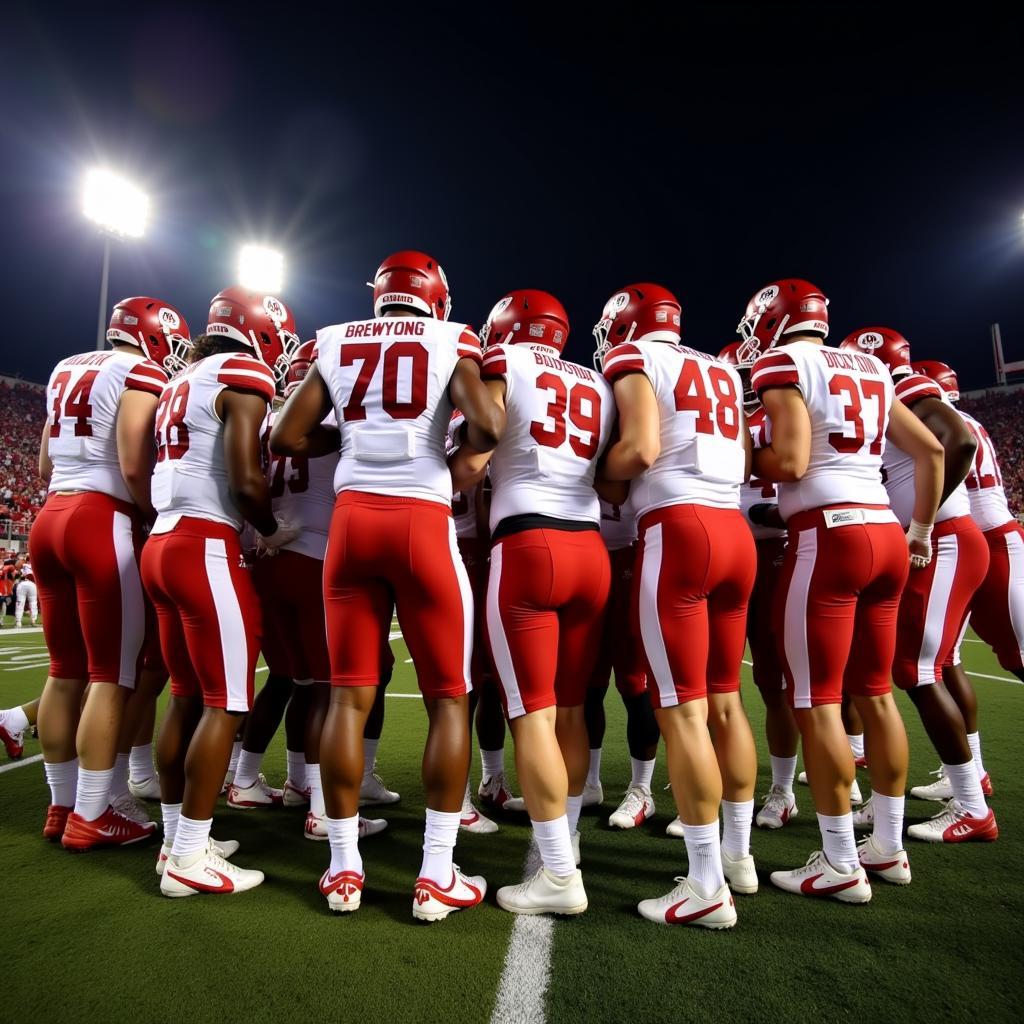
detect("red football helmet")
[593,283,681,369]
[912,360,959,402]
[372,250,451,321]
[736,279,829,363]
[106,296,192,375]
[479,290,569,354]
[284,339,317,398]
[206,286,300,388]
[718,341,758,410]
[838,327,912,377]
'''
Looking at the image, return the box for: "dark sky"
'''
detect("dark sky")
[2,3,1023,388]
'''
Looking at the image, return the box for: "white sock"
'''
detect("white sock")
[327,814,362,875]
[109,753,130,800]
[44,757,78,807]
[227,741,242,775]
[233,749,264,790]
[129,743,154,782]
[462,778,473,809]
[770,754,797,793]
[362,737,380,779]
[161,802,182,846]
[586,748,602,788]
[480,748,504,781]
[286,749,305,786]
[74,767,113,821]
[531,814,575,877]
[965,732,986,780]
[943,759,987,819]
[171,814,212,858]
[419,808,460,883]
[847,733,865,760]
[566,793,583,835]
[682,821,725,898]
[817,812,859,873]
[630,757,655,792]
[307,762,325,818]
[721,799,754,859]
[870,792,904,854]
[2,706,30,734]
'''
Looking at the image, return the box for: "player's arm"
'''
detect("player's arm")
[751,387,811,481]
[116,389,160,522]
[221,389,280,539]
[602,373,661,481]
[269,364,338,457]
[38,421,52,484]
[449,357,505,454]
[885,399,944,566]
[741,409,753,481]
[911,396,977,504]
[449,378,504,493]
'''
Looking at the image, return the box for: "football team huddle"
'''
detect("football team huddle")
[11,250,1019,929]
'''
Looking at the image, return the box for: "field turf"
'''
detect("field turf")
[0,626,1020,1024]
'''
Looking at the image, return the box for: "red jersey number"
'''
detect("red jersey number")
[270,455,309,497]
[828,374,886,455]
[154,381,191,462]
[341,342,429,422]
[50,370,99,439]
[673,361,741,440]
[530,373,602,460]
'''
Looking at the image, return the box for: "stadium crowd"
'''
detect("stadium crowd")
[960,388,1024,515]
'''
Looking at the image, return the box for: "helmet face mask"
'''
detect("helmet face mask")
[718,342,758,411]
[736,279,828,363]
[592,284,681,370]
[107,297,192,375]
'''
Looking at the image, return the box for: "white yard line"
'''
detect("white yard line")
[489,843,552,1024]
[0,753,42,774]
[967,670,1023,685]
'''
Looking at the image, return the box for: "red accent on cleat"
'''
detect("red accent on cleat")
[60,806,158,851]
[799,873,864,897]
[853,756,868,769]
[320,870,364,902]
[0,723,24,759]
[665,897,728,924]
[414,873,483,909]
[943,807,999,843]
[43,804,71,841]
[980,773,993,797]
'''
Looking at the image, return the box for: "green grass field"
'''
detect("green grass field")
[1,627,1021,1024]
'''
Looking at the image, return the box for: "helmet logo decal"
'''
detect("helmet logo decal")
[263,296,285,323]
[856,331,884,351]
[756,285,779,308]
[528,323,545,338]
[489,296,514,321]
[606,291,630,316]
[158,307,180,332]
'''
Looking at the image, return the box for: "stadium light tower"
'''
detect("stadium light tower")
[238,245,284,293]
[82,169,150,350]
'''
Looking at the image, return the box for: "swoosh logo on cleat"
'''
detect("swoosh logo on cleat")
[167,869,235,893]
[414,876,482,907]
[799,873,861,895]
[665,899,723,924]
[863,858,901,871]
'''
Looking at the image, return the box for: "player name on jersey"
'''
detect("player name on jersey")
[960,409,1013,531]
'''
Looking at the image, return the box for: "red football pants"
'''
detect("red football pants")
[587,543,647,698]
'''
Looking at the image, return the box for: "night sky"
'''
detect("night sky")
[2,4,1023,388]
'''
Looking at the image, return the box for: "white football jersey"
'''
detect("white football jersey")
[482,344,614,530]
[264,409,339,560]
[960,409,1012,531]
[598,497,637,551]
[603,341,746,517]
[751,341,893,520]
[742,407,786,541]
[316,317,481,505]
[45,349,167,503]
[151,352,276,532]
[882,373,970,528]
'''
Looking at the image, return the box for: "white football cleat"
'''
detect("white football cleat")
[770,851,872,903]
[608,786,655,830]
[282,779,310,807]
[637,878,737,928]
[496,866,587,916]
[156,838,240,876]
[227,774,283,809]
[413,865,486,922]
[477,773,526,813]
[359,767,400,806]
[111,791,152,825]
[159,841,264,897]
[320,868,364,913]
[853,796,874,830]
[359,815,388,838]
[128,775,161,801]
[459,789,498,834]
[304,812,388,841]
[907,799,999,844]
[571,830,581,867]
[850,778,863,805]
[722,849,758,894]
[857,835,911,885]
[665,816,685,838]
[755,785,798,829]
[581,780,603,807]
[910,765,952,802]
[797,770,809,786]
[220,771,234,796]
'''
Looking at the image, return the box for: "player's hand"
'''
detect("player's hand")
[907,536,931,570]
[257,517,300,557]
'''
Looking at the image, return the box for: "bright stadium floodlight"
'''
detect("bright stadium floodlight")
[238,245,284,293]
[82,168,150,349]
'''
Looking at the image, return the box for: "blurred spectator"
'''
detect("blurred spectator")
[0,379,47,541]
[960,387,1024,517]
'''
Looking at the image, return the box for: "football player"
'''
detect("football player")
[143,287,301,896]
[749,281,942,900]
[0,697,40,759]
[450,289,612,916]
[272,251,503,919]
[32,297,186,850]
[598,284,756,927]
[838,331,996,844]
[13,560,38,627]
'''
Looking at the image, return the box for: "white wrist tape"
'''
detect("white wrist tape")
[907,519,933,546]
